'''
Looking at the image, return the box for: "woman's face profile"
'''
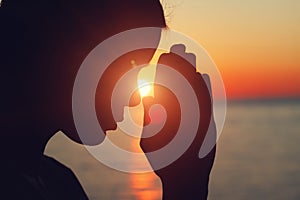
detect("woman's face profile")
[60,1,166,145]
[0,1,166,145]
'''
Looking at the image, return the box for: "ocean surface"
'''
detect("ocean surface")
[45,99,300,200]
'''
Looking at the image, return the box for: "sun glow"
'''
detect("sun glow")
[138,79,152,98]
[136,49,167,99]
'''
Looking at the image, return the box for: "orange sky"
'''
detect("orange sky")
[164,0,300,99]
[1,0,298,99]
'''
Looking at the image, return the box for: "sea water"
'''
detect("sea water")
[45,99,300,200]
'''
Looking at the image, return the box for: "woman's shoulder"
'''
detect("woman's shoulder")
[40,155,89,199]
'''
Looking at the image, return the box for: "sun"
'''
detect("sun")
[138,79,152,98]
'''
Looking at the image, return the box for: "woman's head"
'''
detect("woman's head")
[0,0,166,143]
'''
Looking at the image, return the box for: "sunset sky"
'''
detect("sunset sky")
[165,0,300,99]
[1,0,298,99]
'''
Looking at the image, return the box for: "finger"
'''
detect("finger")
[157,49,212,157]
[199,74,217,158]
[140,85,181,153]
[186,72,212,156]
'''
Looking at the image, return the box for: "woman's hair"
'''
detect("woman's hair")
[0,0,166,134]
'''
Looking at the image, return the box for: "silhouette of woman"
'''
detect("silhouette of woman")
[0,1,215,199]
[0,1,165,199]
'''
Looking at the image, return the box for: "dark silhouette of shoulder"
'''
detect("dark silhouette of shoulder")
[2,155,88,200]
